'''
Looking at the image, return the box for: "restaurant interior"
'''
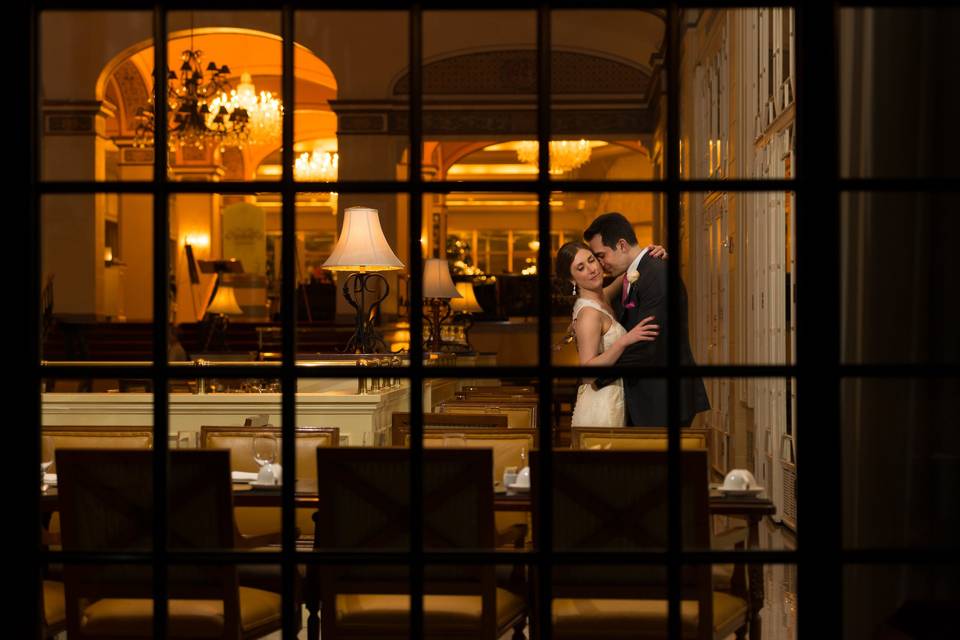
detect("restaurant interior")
[29,5,958,640]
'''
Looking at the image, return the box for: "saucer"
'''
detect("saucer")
[506,483,530,493]
[231,471,259,484]
[250,481,282,489]
[718,486,763,497]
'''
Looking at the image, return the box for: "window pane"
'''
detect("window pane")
[841,192,960,365]
[680,8,796,181]
[842,377,960,549]
[297,194,410,358]
[840,9,960,178]
[429,193,540,366]
[552,9,666,181]
[845,565,958,638]
[422,10,536,182]
[165,12,283,181]
[297,10,408,182]
[683,190,796,366]
[40,11,153,182]
[550,191,667,365]
[41,194,155,363]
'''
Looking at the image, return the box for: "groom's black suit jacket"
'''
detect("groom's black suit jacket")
[595,253,710,426]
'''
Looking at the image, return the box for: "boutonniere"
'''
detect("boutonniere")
[626,270,640,284]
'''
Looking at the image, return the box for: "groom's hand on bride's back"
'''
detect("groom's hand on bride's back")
[647,244,668,259]
[624,315,659,345]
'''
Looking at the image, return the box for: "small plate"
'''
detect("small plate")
[507,483,530,493]
[231,471,259,484]
[250,481,282,489]
[717,486,764,497]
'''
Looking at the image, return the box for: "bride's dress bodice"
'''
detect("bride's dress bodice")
[570,298,627,428]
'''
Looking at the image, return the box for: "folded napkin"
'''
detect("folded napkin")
[231,471,259,483]
[43,473,57,487]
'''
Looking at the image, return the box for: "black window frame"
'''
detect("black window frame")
[24,2,956,638]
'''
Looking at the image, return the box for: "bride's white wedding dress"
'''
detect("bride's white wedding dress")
[570,298,627,428]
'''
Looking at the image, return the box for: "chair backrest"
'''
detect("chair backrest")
[314,448,493,576]
[390,412,509,445]
[42,426,153,473]
[437,400,538,429]
[571,426,709,451]
[536,449,712,633]
[401,428,536,484]
[313,449,496,638]
[56,449,242,634]
[200,425,339,478]
[461,385,535,395]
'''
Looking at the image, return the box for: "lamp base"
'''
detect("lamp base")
[203,314,231,352]
[341,271,390,354]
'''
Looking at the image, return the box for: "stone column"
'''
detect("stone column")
[115,143,154,322]
[169,150,224,325]
[41,101,114,321]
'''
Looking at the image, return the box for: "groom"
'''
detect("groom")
[585,212,710,427]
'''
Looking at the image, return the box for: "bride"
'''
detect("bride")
[555,241,661,427]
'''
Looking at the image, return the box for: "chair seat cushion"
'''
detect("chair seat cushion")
[553,592,747,637]
[79,586,282,637]
[44,580,65,628]
[337,588,525,633]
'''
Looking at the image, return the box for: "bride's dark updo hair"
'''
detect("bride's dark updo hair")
[555,241,591,282]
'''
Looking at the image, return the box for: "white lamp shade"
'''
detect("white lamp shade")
[207,285,243,316]
[423,259,463,299]
[322,206,404,271]
[449,281,483,313]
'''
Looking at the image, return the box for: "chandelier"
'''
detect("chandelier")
[134,49,283,151]
[206,71,282,148]
[294,150,339,181]
[516,139,592,175]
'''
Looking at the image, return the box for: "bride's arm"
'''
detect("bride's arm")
[575,308,659,367]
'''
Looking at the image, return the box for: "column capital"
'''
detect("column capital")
[43,100,115,137]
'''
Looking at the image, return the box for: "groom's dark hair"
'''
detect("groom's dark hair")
[583,212,638,249]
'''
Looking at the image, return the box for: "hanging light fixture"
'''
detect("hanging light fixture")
[294,149,339,181]
[516,139,593,175]
[206,71,282,148]
[133,20,282,151]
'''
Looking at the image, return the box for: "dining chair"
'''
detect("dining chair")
[56,449,284,639]
[305,448,528,640]
[402,428,538,549]
[437,400,538,429]
[570,426,709,451]
[200,425,339,539]
[390,412,509,447]
[569,427,744,594]
[42,426,154,547]
[535,449,749,639]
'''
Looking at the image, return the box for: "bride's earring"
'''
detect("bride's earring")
[571,282,577,295]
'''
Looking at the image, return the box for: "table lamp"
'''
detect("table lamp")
[322,206,404,353]
[422,258,462,353]
[448,280,483,352]
[198,259,244,352]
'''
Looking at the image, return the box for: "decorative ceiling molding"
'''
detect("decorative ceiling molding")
[393,50,650,96]
[113,60,150,134]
